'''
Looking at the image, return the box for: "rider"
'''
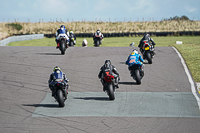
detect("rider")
[92,29,104,44]
[98,60,120,90]
[55,25,69,48]
[125,49,145,76]
[69,31,76,45]
[48,66,69,98]
[138,33,156,53]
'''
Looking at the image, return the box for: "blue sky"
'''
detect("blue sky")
[0,0,199,22]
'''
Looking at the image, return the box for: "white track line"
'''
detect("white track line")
[172,47,200,110]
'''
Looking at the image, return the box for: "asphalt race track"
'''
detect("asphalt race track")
[0,46,200,133]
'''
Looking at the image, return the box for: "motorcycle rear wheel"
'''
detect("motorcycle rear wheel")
[57,89,65,107]
[135,69,141,84]
[107,84,115,100]
[146,52,152,64]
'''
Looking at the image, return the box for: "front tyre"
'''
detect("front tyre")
[57,89,65,107]
[107,84,115,100]
[135,69,141,84]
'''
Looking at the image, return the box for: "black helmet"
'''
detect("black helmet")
[105,60,111,65]
[144,33,150,37]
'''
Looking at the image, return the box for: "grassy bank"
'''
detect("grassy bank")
[7,36,200,82]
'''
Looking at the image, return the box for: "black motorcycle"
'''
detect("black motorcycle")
[142,41,155,64]
[69,35,75,47]
[129,64,144,84]
[94,35,102,47]
[58,36,68,55]
[53,80,68,107]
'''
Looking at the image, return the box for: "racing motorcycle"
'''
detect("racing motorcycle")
[94,35,102,47]
[102,73,115,100]
[53,80,68,107]
[58,36,69,55]
[69,35,75,47]
[142,41,155,64]
[129,64,144,84]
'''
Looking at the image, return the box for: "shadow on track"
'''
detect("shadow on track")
[36,53,61,55]
[23,104,58,108]
[119,81,138,85]
[73,97,109,101]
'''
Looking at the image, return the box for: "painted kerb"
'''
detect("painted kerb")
[0,34,44,46]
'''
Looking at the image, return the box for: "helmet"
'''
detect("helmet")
[144,33,150,37]
[97,30,100,33]
[105,60,111,65]
[60,25,65,30]
[69,31,73,34]
[131,49,138,55]
[53,66,61,72]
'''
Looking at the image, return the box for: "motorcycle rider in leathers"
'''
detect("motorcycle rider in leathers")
[55,25,69,49]
[48,66,69,98]
[138,33,156,54]
[69,31,76,45]
[92,29,104,44]
[98,60,120,90]
[125,49,145,77]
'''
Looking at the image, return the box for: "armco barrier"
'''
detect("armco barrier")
[0,34,44,46]
[44,31,200,38]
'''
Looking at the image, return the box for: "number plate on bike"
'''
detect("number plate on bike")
[145,47,150,50]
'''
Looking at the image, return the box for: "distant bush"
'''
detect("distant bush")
[6,23,23,31]
[164,15,190,21]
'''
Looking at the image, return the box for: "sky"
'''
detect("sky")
[0,0,199,22]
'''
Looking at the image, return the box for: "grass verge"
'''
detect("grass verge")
[7,36,200,82]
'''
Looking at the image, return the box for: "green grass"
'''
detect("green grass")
[7,36,200,82]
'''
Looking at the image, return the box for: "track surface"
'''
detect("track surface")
[0,46,200,133]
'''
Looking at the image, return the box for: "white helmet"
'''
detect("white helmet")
[82,39,88,47]
[132,49,138,54]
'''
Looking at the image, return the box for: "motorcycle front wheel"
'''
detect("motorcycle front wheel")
[107,84,115,100]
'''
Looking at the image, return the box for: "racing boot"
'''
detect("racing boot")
[56,42,60,49]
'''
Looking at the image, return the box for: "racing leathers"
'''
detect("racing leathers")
[125,51,144,76]
[138,33,156,53]
[55,29,69,48]
[48,70,69,97]
[92,31,104,44]
[69,32,76,45]
[98,62,120,89]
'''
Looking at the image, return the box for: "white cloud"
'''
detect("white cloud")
[185,6,198,12]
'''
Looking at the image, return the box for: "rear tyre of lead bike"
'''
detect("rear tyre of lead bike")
[57,89,65,107]
[135,69,141,84]
[146,52,152,64]
[60,42,66,55]
[107,84,115,100]
[70,41,74,47]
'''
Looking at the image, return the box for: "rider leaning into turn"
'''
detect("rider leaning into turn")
[125,49,145,76]
[92,29,104,44]
[69,31,76,45]
[98,60,120,90]
[138,33,156,53]
[48,66,69,97]
[55,25,69,49]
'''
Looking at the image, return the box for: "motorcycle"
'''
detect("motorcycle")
[102,73,115,100]
[69,35,75,47]
[142,41,155,64]
[94,35,102,47]
[129,64,144,84]
[53,80,68,107]
[58,36,68,55]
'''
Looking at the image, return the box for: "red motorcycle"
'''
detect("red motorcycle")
[103,72,115,100]
[142,41,155,64]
